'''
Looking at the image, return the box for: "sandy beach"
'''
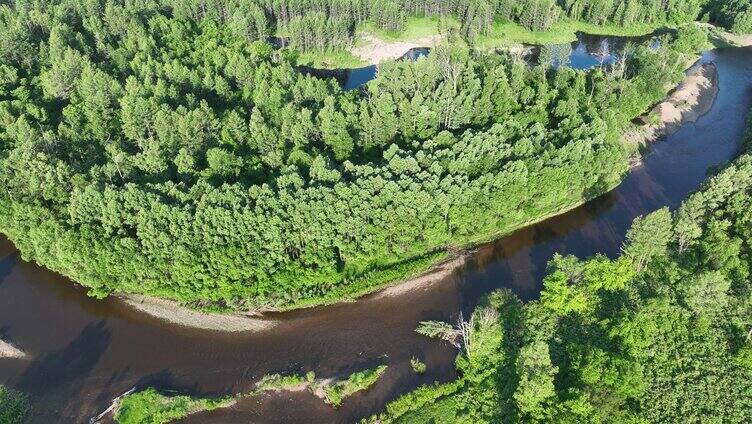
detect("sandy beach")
[349,33,443,65]
[625,62,719,151]
[0,339,25,359]
[118,295,277,332]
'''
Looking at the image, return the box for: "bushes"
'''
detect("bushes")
[0,1,700,311]
[0,386,29,424]
[114,388,232,424]
[370,380,465,423]
[253,373,308,394]
[254,367,387,408]
[374,150,752,423]
[410,357,427,374]
[322,365,388,407]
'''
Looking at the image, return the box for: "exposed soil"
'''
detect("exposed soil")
[118,295,277,332]
[0,339,25,359]
[349,33,443,64]
[624,62,719,154]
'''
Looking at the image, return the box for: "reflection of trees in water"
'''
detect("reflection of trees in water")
[539,43,573,67]
[0,253,17,286]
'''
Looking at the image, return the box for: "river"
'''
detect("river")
[1,42,751,424]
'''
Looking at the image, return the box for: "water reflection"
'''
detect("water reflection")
[529,32,659,70]
[337,32,654,92]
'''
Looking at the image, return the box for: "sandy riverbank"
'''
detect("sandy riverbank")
[374,253,471,298]
[700,23,752,48]
[0,339,25,359]
[117,254,469,333]
[118,295,277,332]
[624,62,719,154]
[349,33,443,65]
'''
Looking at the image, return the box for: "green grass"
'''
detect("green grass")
[114,388,233,424]
[252,367,387,408]
[289,16,662,69]
[294,49,366,69]
[410,357,427,374]
[475,18,661,48]
[366,380,465,424]
[0,386,29,424]
[254,373,310,394]
[356,16,456,43]
[322,365,388,407]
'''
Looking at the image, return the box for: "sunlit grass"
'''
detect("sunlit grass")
[115,389,233,424]
[295,49,366,69]
[356,16,456,42]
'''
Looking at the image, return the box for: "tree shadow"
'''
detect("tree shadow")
[0,253,18,287]
[15,321,112,423]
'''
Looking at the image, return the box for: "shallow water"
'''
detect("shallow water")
[1,46,751,423]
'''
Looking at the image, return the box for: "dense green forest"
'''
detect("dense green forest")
[153,0,751,52]
[0,0,709,310]
[372,142,752,423]
[131,0,751,51]
[708,0,752,33]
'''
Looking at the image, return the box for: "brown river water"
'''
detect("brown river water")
[1,46,752,424]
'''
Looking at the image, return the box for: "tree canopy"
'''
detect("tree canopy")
[0,0,706,310]
[374,147,752,424]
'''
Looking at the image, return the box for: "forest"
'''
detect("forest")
[147,0,750,52]
[0,0,710,310]
[372,134,752,424]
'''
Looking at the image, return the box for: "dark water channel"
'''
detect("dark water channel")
[1,43,752,423]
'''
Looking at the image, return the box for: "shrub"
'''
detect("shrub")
[0,386,29,424]
[410,357,427,374]
[322,366,388,407]
[115,388,231,424]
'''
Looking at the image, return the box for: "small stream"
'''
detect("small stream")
[1,38,751,424]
